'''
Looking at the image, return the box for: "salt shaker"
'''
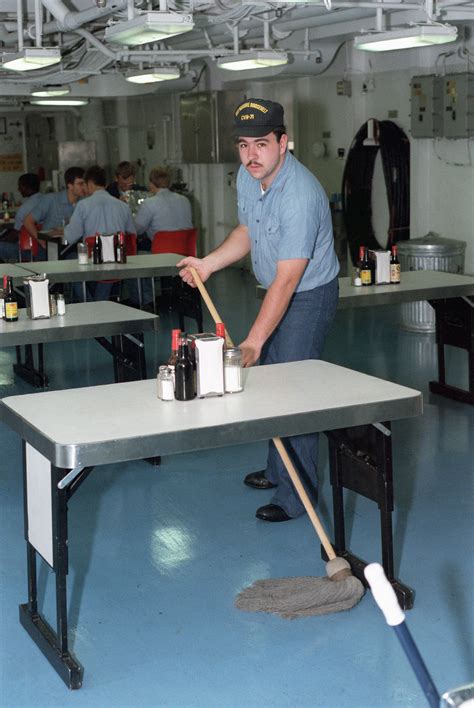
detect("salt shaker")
[57,293,66,316]
[77,241,89,265]
[157,365,174,401]
[223,347,243,393]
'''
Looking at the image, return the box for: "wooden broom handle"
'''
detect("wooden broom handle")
[189,266,336,560]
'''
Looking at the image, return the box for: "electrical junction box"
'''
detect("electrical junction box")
[336,80,352,97]
[442,73,474,139]
[410,75,442,138]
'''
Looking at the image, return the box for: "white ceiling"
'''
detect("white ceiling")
[0,0,473,99]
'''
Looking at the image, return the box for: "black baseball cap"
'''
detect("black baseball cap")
[233,98,285,138]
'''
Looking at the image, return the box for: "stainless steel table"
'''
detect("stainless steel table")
[24,253,181,309]
[0,263,36,285]
[0,360,422,688]
[0,301,159,387]
[257,271,474,404]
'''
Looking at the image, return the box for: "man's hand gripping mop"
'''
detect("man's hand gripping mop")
[189,267,365,619]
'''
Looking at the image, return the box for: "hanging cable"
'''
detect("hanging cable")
[342,120,410,265]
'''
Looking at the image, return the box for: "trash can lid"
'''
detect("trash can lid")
[397,232,467,256]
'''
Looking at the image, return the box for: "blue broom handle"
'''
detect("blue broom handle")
[393,623,440,708]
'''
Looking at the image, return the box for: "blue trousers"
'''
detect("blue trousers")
[260,276,339,517]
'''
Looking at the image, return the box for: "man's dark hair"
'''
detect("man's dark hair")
[149,167,171,189]
[273,128,287,143]
[234,128,287,145]
[64,166,85,186]
[84,165,107,187]
[115,161,136,179]
[18,173,40,196]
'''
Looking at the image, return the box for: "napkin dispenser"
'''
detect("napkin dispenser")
[100,233,116,263]
[195,336,224,398]
[23,275,50,319]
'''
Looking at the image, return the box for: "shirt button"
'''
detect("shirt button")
[256,219,259,223]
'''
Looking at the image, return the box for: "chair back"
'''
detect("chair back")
[19,225,42,260]
[151,228,197,257]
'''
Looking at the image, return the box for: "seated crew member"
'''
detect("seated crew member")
[134,167,193,242]
[128,167,193,307]
[0,173,43,262]
[106,161,146,200]
[65,164,135,301]
[23,167,86,255]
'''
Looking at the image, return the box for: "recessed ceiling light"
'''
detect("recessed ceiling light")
[217,51,288,71]
[2,47,61,71]
[31,85,70,97]
[125,67,181,84]
[354,24,457,51]
[104,12,194,46]
[30,98,89,106]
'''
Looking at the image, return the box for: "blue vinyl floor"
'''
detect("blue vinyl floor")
[0,268,473,707]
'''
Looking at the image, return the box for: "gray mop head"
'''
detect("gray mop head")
[235,574,365,619]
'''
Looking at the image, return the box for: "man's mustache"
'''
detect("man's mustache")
[247,161,261,167]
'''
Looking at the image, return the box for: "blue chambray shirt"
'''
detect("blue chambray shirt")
[30,190,75,230]
[135,189,193,240]
[237,151,339,291]
[14,192,44,230]
[64,189,135,244]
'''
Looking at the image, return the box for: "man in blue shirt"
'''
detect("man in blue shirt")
[65,165,135,301]
[23,166,86,241]
[135,167,192,242]
[65,165,135,245]
[178,98,339,523]
[0,173,44,262]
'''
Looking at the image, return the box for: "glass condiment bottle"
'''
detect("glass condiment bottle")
[77,241,89,265]
[175,336,195,401]
[224,347,243,393]
[158,366,174,401]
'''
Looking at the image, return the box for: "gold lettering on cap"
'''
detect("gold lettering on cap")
[235,101,269,117]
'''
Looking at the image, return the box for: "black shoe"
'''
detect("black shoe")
[256,504,291,522]
[244,471,277,490]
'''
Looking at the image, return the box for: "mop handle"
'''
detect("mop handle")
[189,266,336,561]
[365,564,440,708]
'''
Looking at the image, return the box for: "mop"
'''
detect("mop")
[189,267,365,619]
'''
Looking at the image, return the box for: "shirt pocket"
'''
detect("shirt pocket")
[265,217,280,245]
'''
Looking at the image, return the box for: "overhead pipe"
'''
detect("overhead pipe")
[34,0,43,47]
[17,0,24,51]
[40,0,129,33]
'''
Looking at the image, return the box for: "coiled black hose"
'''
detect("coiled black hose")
[342,120,410,265]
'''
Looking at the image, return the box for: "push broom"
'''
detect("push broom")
[189,267,365,618]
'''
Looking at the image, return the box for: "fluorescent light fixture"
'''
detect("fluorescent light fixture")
[31,85,70,97]
[30,98,89,106]
[354,24,457,51]
[2,47,61,71]
[104,12,194,46]
[217,51,288,71]
[125,67,180,84]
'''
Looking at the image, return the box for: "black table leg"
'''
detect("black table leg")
[13,344,49,388]
[429,297,473,405]
[325,423,415,610]
[95,332,147,383]
[20,443,83,689]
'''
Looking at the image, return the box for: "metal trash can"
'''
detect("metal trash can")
[397,233,466,332]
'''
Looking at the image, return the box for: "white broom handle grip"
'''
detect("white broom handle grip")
[189,267,234,348]
[189,266,336,561]
[364,563,405,626]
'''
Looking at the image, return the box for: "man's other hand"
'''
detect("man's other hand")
[239,337,262,368]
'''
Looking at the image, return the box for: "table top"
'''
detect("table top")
[0,301,159,347]
[0,263,36,284]
[23,253,181,282]
[256,271,474,306]
[0,360,422,469]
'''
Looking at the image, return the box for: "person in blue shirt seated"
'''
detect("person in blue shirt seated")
[65,164,135,301]
[0,173,43,262]
[134,167,193,244]
[106,161,146,200]
[178,98,340,524]
[23,166,86,256]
